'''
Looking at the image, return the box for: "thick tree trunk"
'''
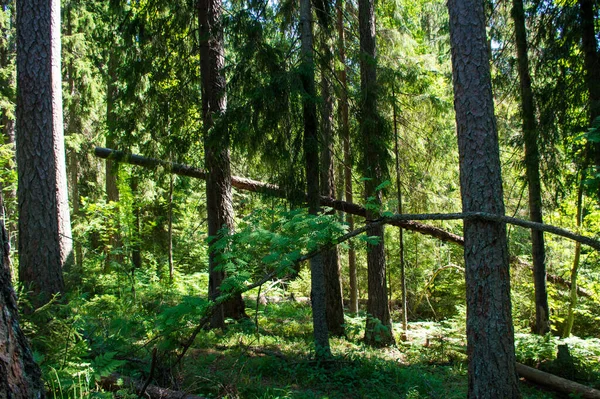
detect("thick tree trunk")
[512,0,549,335]
[319,22,345,339]
[198,0,246,328]
[448,0,520,396]
[358,0,394,347]
[0,200,46,398]
[16,0,72,306]
[300,0,331,357]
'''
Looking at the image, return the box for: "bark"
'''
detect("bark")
[336,0,358,316]
[300,0,331,357]
[512,0,549,335]
[358,0,394,347]
[319,16,345,339]
[0,211,45,398]
[16,0,72,306]
[448,0,520,395]
[516,363,600,399]
[198,0,246,328]
[579,0,600,202]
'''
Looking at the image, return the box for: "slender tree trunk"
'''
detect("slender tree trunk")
[0,212,45,398]
[130,176,142,270]
[512,0,549,335]
[104,48,123,271]
[300,0,331,357]
[563,177,584,338]
[106,50,120,204]
[0,0,16,251]
[448,0,520,396]
[65,5,83,274]
[319,18,345,339]
[198,0,246,329]
[168,174,174,281]
[358,0,394,347]
[336,0,358,315]
[392,84,408,334]
[16,0,72,306]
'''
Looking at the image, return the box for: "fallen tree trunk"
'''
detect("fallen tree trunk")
[100,373,207,399]
[94,147,464,245]
[516,363,600,399]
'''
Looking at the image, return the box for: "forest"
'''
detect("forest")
[1,0,600,397]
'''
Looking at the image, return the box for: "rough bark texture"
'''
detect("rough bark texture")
[198,0,246,328]
[447,0,520,396]
[106,50,120,204]
[16,0,72,305]
[300,0,331,357]
[319,24,345,339]
[512,0,549,335]
[358,0,394,347]
[0,217,45,398]
[579,0,600,203]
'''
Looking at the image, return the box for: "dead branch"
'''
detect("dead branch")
[94,147,463,245]
[99,373,207,399]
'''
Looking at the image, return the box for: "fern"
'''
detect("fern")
[91,352,125,381]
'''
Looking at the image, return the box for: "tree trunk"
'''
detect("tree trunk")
[563,177,584,338]
[106,49,120,204]
[336,0,358,315]
[168,174,174,282]
[392,83,408,334]
[512,0,549,335]
[198,0,246,329]
[300,0,331,357]
[319,17,345,340]
[0,214,45,398]
[0,0,16,252]
[16,0,72,306]
[448,0,520,396]
[358,0,394,347]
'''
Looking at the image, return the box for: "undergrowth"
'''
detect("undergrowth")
[20,273,600,398]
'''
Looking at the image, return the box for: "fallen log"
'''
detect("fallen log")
[99,373,207,399]
[516,363,600,399]
[94,147,464,245]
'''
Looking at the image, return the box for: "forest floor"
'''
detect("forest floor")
[172,299,599,399]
